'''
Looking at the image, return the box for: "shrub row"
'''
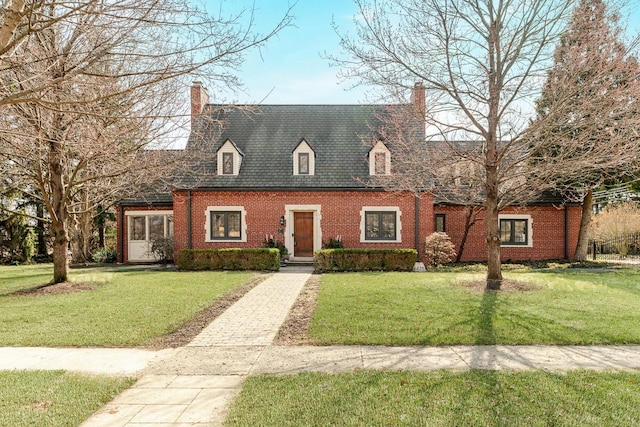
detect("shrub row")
[314,249,417,273]
[176,248,280,271]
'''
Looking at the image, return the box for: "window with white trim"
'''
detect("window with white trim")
[369,141,391,175]
[205,206,247,242]
[217,139,243,176]
[127,212,173,241]
[499,214,532,247]
[360,206,402,243]
[293,139,315,176]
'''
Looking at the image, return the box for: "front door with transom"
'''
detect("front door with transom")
[293,212,314,257]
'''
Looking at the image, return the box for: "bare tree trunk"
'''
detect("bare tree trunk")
[98,225,105,249]
[50,134,69,283]
[0,0,25,51]
[486,19,502,291]
[573,189,593,261]
[51,219,69,283]
[36,202,47,257]
[456,205,481,263]
[70,194,94,263]
[486,176,502,289]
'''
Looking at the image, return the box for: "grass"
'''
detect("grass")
[0,264,255,347]
[309,268,640,345]
[0,264,58,295]
[0,370,134,427]
[225,370,640,427]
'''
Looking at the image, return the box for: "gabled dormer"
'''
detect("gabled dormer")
[369,141,391,176]
[292,139,316,176]
[217,139,244,176]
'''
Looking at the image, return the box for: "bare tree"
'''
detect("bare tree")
[530,0,640,260]
[335,0,580,288]
[0,0,292,282]
[367,101,486,262]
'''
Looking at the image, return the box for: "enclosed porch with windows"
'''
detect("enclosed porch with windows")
[124,210,174,262]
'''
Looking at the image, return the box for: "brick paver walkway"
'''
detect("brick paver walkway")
[188,271,310,347]
[82,268,311,426]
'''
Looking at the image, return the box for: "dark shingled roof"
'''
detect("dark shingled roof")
[180,104,395,189]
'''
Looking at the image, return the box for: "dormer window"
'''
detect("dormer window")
[293,139,315,176]
[222,153,233,175]
[374,152,386,175]
[298,153,310,175]
[217,139,244,176]
[369,141,391,175]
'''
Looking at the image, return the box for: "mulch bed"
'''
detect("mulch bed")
[14,282,96,296]
[273,274,321,346]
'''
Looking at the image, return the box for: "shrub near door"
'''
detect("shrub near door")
[177,248,280,271]
[314,249,417,273]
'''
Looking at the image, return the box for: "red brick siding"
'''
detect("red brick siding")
[116,204,173,263]
[119,195,581,263]
[433,205,582,262]
[172,190,434,257]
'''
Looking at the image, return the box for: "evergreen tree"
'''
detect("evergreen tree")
[532,0,640,260]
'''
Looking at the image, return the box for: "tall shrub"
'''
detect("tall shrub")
[423,232,456,266]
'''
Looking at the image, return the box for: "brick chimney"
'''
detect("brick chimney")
[411,82,425,117]
[190,81,209,125]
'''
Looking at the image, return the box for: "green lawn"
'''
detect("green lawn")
[225,370,640,426]
[0,264,58,295]
[309,268,640,345]
[0,265,255,347]
[0,370,134,427]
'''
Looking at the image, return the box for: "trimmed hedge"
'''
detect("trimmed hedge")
[314,249,417,273]
[176,248,280,271]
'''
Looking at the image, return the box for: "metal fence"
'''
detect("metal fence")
[588,232,640,262]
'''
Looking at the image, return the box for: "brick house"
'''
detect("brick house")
[116,83,582,263]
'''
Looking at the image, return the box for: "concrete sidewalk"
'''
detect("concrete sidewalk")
[81,268,311,426]
[0,347,174,375]
[3,267,640,426]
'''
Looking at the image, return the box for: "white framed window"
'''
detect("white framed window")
[369,141,391,175]
[126,211,173,242]
[293,139,315,176]
[360,206,402,243]
[205,206,247,242]
[498,214,533,247]
[217,139,243,176]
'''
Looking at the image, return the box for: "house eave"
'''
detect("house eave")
[117,200,174,207]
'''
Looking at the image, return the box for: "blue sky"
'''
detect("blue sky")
[215,0,640,105]
[215,0,366,104]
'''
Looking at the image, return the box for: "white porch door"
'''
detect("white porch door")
[127,211,173,262]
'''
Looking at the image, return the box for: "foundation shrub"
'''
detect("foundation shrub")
[423,232,457,266]
[314,249,417,273]
[177,248,280,271]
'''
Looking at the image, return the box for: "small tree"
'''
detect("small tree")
[423,232,457,267]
